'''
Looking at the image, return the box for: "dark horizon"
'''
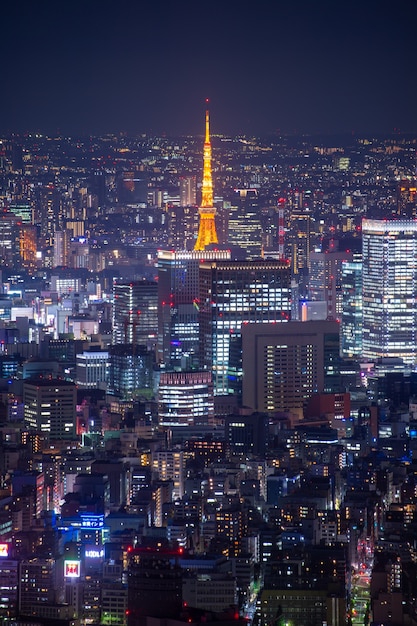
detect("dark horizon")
[2,0,417,137]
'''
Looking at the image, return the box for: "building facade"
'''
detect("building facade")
[242,320,341,418]
[199,259,291,396]
[158,370,214,427]
[309,250,353,321]
[341,259,362,358]
[157,249,230,368]
[108,344,154,401]
[227,189,263,259]
[76,349,109,389]
[23,379,77,441]
[362,218,417,364]
[113,280,158,348]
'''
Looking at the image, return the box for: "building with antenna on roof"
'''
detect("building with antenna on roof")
[157,106,230,369]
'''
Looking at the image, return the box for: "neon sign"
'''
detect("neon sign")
[80,514,104,529]
[64,560,80,578]
[85,548,104,559]
[0,543,9,557]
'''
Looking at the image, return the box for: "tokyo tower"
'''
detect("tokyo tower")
[194,106,218,250]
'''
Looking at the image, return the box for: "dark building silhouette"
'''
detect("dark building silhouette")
[224,412,268,456]
[127,545,183,626]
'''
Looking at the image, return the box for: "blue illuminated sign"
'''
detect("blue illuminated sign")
[80,514,104,529]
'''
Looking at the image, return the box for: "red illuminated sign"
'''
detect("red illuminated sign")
[64,560,80,578]
[0,543,9,557]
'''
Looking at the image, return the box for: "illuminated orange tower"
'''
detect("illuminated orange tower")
[194,106,218,250]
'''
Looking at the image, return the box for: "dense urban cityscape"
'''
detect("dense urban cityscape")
[0,108,417,626]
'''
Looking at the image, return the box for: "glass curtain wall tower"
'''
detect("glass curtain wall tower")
[199,259,291,396]
[362,218,417,364]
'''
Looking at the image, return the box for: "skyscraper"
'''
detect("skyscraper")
[179,175,197,207]
[23,379,77,441]
[9,201,33,224]
[113,280,158,348]
[362,218,417,364]
[158,370,214,427]
[194,107,218,250]
[108,344,154,401]
[287,207,312,298]
[18,225,37,272]
[166,205,198,250]
[396,180,416,218]
[53,229,71,267]
[76,349,109,389]
[227,189,263,259]
[0,212,19,267]
[242,320,341,418]
[199,259,291,396]
[157,249,230,368]
[309,249,353,320]
[341,259,362,358]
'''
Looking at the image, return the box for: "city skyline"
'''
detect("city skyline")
[1,83,417,626]
[2,0,417,137]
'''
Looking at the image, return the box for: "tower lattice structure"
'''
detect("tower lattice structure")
[194,108,218,250]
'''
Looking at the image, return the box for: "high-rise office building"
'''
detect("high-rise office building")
[0,212,19,267]
[127,546,183,626]
[9,201,33,223]
[53,229,71,267]
[309,250,353,320]
[35,184,61,245]
[157,249,230,368]
[18,225,37,272]
[397,180,416,218]
[227,189,263,259]
[362,218,417,364]
[65,219,85,237]
[0,557,18,619]
[158,370,214,427]
[194,108,218,250]
[76,349,109,389]
[19,558,57,617]
[166,205,198,250]
[152,449,185,500]
[92,169,107,208]
[117,170,149,204]
[242,320,341,418]
[287,207,312,298]
[179,175,197,206]
[224,412,268,456]
[199,259,291,396]
[11,143,23,173]
[341,259,363,358]
[68,236,89,269]
[108,344,154,401]
[23,378,77,441]
[113,280,158,348]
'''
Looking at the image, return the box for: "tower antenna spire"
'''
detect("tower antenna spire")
[205,98,210,144]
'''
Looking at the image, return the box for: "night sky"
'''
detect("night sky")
[2,0,417,136]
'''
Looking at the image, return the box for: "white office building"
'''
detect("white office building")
[362,218,417,364]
